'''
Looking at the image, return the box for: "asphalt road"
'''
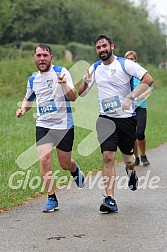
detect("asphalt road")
[0,143,167,252]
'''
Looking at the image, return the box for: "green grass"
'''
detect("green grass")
[0,94,102,210]
[146,89,167,147]
[0,58,167,211]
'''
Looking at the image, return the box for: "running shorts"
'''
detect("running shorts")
[96,115,137,154]
[36,126,74,152]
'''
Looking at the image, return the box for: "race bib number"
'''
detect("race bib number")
[101,95,121,113]
[39,99,57,115]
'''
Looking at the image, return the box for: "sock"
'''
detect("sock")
[71,164,79,177]
[48,193,57,200]
[127,169,133,176]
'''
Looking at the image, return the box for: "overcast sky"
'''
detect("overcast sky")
[132,0,167,23]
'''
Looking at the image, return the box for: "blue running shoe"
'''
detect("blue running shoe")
[71,164,85,188]
[125,166,138,191]
[100,196,118,213]
[42,198,59,213]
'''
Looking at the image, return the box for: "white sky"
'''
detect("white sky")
[132,0,167,23]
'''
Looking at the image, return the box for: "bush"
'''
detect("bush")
[0,43,66,61]
[66,42,97,62]
[0,42,100,63]
[50,44,66,60]
[21,41,37,51]
[0,45,21,60]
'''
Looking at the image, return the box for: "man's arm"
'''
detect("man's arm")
[16,97,34,118]
[137,84,153,100]
[130,72,154,100]
[78,81,89,97]
[78,68,94,97]
[122,72,154,111]
[57,73,76,101]
[63,86,76,101]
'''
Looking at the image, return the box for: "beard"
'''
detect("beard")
[37,62,51,72]
[98,50,112,61]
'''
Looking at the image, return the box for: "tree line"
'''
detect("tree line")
[0,0,166,65]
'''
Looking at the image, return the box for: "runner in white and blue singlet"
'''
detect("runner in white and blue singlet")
[16,44,85,213]
[79,34,154,213]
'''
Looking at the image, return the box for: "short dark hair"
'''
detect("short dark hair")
[34,44,52,54]
[95,34,112,44]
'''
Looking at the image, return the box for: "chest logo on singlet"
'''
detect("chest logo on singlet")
[101,95,121,113]
[47,79,54,88]
[110,69,116,76]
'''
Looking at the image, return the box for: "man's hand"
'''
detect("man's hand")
[83,68,94,85]
[122,98,133,111]
[56,73,67,85]
[16,108,26,118]
[56,72,76,101]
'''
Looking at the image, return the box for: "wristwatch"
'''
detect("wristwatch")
[128,95,135,101]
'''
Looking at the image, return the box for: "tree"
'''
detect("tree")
[0,0,166,65]
[0,0,14,42]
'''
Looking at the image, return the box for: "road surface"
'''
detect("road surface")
[0,143,167,252]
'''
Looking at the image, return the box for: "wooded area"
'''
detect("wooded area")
[0,0,166,65]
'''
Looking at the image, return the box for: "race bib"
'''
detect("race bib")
[101,95,121,113]
[38,99,57,115]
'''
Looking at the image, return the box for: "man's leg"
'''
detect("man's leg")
[100,151,118,213]
[96,116,118,212]
[37,143,54,195]
[134,140,140,166]
[37,143,59,212]
[136,108,150,166]
[121,153,138,191]
[56,148,76,172]
[102,151,116,197]
[137,138,146,156]
[56,148,85,188]
[138,138,150,166]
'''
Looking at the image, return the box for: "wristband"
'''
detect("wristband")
[128,95,135,101]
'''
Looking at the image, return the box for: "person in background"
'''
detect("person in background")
[16,44,85,213]
[79,34,153,213]
[125,50,153,166]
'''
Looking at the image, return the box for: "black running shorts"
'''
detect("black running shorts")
[96,115,137,155]
[36,126,74,152]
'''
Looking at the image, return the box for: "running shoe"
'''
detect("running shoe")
[42,197,59,212]
[125,166,138,191]
[129,171,138,191]
[100,196,118,213]
[141,155,150,166]
[71,164,85,188]
[135,157,140,166]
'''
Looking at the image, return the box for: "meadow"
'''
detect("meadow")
[0,58,167,211]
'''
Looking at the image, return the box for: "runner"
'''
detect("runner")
[16,44,85,212]
[125,50,153,166]
[79,34,153,213]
